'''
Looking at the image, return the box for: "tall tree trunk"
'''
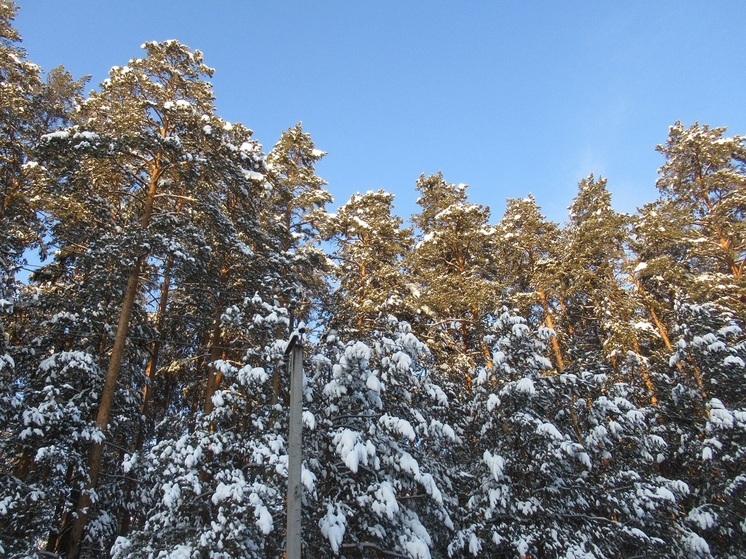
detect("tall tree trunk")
[203,294,225,417]
[538,288,565,372]
[119,255,174,537]
[629,274,674,351]
[469,304,493,369]
[141,254,174,420]
[67,164,162,558]
[68,257,143,556]
[632,276,706,395]
[356,257,367,331]
[199,294,227,488]
[271,356,282,405]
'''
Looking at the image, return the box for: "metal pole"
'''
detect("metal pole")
[285,329,304,559]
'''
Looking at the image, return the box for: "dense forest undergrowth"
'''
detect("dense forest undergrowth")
[1,3,745,558]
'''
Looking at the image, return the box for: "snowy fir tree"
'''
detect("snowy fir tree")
[1,4,746,558]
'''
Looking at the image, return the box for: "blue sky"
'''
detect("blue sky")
[13,1,746,225]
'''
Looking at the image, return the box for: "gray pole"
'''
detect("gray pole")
[285,329,304,559]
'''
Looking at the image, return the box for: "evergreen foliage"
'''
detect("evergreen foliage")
[324,189,412,334]
[0,5,744,558]
[406,173,498,383]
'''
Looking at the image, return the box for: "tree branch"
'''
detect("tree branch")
[341,542,408,558]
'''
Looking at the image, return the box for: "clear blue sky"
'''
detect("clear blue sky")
[13,1,746,225]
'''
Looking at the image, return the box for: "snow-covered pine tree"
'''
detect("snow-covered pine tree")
[0,5,91,556]
[653,121,746,316]
[112,333,291,559]
[561,175,657,402]
[111,138,305,556]
[631,122,746,397]
[406,173,498,386]
[654,299,746,557]
[306,317,456,557]
[0,0,39,442]
[260,123,332,404]
[453,308,690,558]
[495,195,566,370]
[29,39,266,556]
[264,123,332,329]
[0,1,85,296]
[324,189,413,335]
[628,198,688,354]
[0,0,85,432]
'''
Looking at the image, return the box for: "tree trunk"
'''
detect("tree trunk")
[538,288,565,371]
[45,463,76,553]
[67,163,162,558]
[119,255,174,537]
[271,356,282,405]
[67,256,144,557]
[203,301,225,417]
[631,335,658,407]
[630,274,674,351]
[633,276,705,397]
[141,254,174,420]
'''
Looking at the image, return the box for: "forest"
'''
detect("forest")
[1,3,745,558]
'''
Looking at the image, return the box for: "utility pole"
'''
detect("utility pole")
[285,327,304,559]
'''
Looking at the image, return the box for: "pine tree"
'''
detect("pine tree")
[31,40,266,556]
[261,124,332,403]
[264,122,331,325]
[563,176,625,358]
[454,309,692,558]
[307,318,456,557]
[654,300,746,557]
[406,173,498,384]
[112,335,290,559]
[561,175,656,401]
[652,121,746,315]
[0,0,84,428]
[631,122,746,398]
[0,5,89,556]
[495,195,566,370]
[0,0,45,292]
[324,189,412,334]
[0,0,37,437]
